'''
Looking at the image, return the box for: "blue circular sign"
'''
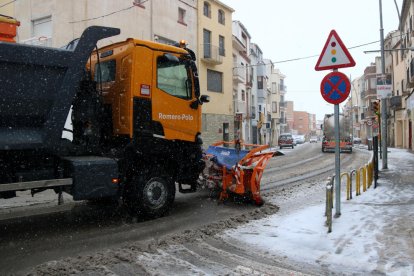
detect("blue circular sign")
[320,71,350,104]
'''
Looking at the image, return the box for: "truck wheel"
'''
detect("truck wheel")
[125,173,175,218]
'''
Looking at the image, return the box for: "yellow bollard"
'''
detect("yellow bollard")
[356,170,361,196]
[325,180,333,233]
[341,172,351,200]
[360,166,367,192]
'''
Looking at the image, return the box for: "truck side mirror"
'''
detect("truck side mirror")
[190,95,210,110]
[200,95,210,103]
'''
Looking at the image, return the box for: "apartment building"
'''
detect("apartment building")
[394,0,413,149]
[285,101,294,133]
[4,0,197,49]
[293,111,309,136]
[279,77,288,134]
[249,43,264,144]
[255,53,269,145]
[268,66,283,146]
[232,20,252,143]
[198,0,234,146]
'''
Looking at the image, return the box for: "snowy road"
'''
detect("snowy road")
[0,143,374,275]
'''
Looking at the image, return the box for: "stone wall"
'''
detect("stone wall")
[201,114,235,148]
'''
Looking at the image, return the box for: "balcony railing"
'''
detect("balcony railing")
[201,44,223,65]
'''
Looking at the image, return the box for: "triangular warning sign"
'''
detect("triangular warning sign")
[315,30,356,71]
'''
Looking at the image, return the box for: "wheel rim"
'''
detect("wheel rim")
[144,179,167,208]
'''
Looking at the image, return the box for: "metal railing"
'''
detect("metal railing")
[325,136,379,233]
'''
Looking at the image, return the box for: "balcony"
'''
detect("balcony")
[362,90,377,99]
[233,66,246,83]
[201,44,223,65]
[234,100,247,115]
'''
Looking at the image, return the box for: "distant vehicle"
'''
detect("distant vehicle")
[322,114,352,153]
[309,136,318,143]
[353,136,362,144]
[278,133,294,149]
[293,135,305,144]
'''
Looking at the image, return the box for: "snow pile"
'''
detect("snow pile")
[223,148,414,275]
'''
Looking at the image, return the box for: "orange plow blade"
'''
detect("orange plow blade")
[201,140,283,206]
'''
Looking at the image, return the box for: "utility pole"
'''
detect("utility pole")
[379,0,388,169]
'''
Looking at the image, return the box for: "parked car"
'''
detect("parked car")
[293,135,305,144]
[353,136,362,144]
[309,136,318,143]
[278,133,294,149]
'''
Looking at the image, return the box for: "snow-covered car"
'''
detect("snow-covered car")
[293,135,305,144]
[353,136,362,144]
[309,136,318,143]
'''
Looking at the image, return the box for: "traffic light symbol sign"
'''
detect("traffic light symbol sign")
[315,30,356,71]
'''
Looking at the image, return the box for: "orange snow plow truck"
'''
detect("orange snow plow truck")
[0,26,209,218]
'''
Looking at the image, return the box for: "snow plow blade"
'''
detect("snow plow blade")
[202,140,283,206]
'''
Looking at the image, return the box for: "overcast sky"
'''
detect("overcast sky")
[220,0,403,121]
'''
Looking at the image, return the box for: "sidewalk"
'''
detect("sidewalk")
[223,147,414,275]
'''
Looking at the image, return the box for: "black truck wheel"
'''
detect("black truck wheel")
[124,173,175,218]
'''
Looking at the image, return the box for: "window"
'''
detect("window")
[203,29,211,58]
[370,78,376,89]
[241,90,245,101]
[257,76,264,89]
[203,2,211,18]
[218,9,225,25]
[272,82,277,93]
[157,55,191,99]
[207,69,223,92]
[178,8,186,25]
[32,16,52,45]
[219,35,225,56]
[95,60,116,83]
[272,101,277,113]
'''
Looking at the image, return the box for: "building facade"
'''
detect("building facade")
[198,0,234,147]
[6,0,198,48]
[232,20,252,143]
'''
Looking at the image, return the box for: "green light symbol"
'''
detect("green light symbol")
[332,57,337,63]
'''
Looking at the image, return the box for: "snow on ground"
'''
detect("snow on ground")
[223,148,414,275]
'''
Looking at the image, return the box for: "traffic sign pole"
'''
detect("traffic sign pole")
[316,30,356,218]
[334,102,341,218]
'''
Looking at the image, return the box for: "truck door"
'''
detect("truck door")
[152,53,200,142]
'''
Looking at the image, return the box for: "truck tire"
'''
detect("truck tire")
[124,173,175,218]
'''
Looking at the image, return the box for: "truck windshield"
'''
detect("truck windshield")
[157,55,192,100]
